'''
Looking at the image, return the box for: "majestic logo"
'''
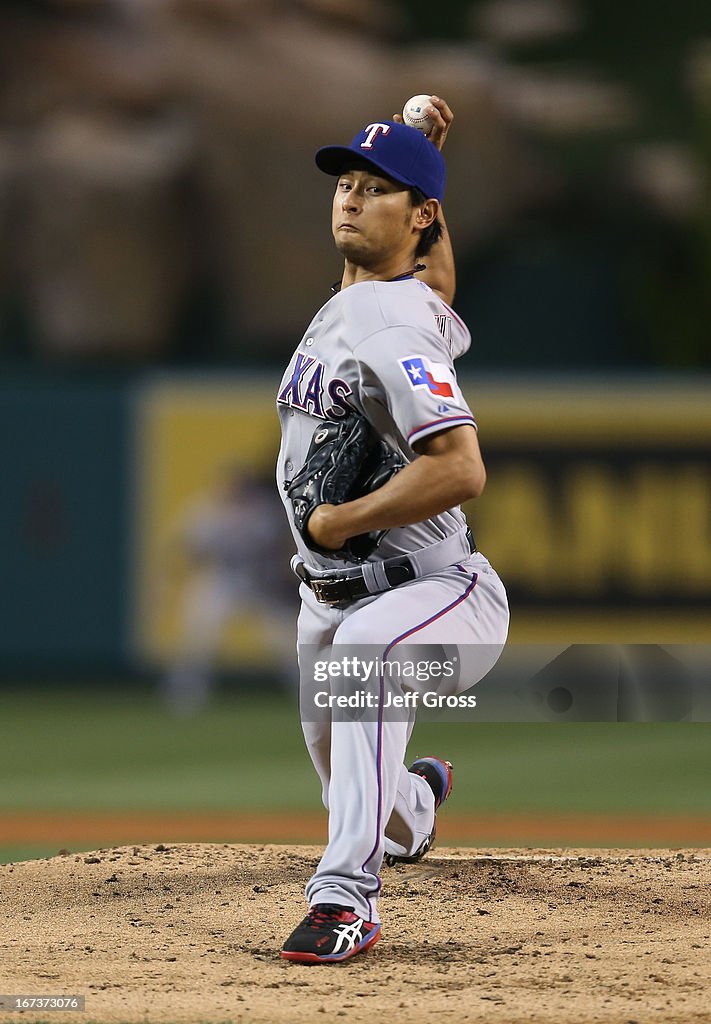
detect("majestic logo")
[399,356,454,398]
[277,350,353,420]
[361,123,391,150]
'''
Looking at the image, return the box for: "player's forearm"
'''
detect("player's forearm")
[309,449,483,550]
[416,208,455,305]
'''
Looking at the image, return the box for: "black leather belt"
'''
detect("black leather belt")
[296,529,477,606]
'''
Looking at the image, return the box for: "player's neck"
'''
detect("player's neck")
[339,255,421,291]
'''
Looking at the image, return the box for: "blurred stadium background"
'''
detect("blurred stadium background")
[1,0,710,862]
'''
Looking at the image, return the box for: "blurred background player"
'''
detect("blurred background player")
[160,464,297,716]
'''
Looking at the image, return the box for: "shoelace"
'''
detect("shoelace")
[304,904,352,928]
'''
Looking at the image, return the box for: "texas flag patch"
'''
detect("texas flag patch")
[399,356,454,398]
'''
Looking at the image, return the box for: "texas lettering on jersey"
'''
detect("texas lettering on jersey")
[278,307,457,421]
[277,351,353,420]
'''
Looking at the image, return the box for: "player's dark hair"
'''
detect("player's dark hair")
[410,187,443,258]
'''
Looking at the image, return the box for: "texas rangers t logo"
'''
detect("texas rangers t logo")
[399,356,454,398]
[361,123,391,149]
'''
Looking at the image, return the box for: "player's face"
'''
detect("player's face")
[332,168,420,269]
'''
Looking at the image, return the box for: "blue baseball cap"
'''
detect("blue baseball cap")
[315,119,446,202]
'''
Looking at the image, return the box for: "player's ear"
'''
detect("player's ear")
[414,198,439,230]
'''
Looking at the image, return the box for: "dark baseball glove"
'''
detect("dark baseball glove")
[284,411,405,560]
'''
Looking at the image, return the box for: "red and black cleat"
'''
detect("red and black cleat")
[281,904,381,964]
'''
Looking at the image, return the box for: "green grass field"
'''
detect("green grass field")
[1,687,710,862]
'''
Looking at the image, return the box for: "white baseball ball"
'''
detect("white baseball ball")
[402,94,435,134]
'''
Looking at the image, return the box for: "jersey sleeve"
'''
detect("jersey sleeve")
[355,324,476,449]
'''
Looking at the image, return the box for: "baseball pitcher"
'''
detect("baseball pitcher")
[276,97,510,963]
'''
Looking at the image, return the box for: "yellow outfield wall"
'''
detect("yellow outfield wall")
[132,376,711,666]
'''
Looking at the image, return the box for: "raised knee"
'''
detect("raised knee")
[333,617,379,649]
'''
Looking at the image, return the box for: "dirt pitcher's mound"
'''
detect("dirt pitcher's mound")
[0,844,708,1024]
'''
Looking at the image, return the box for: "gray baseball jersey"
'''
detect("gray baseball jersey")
[276,276,475,567]
[276,274,509,926]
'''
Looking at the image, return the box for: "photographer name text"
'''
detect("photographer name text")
[313,690,476,709]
